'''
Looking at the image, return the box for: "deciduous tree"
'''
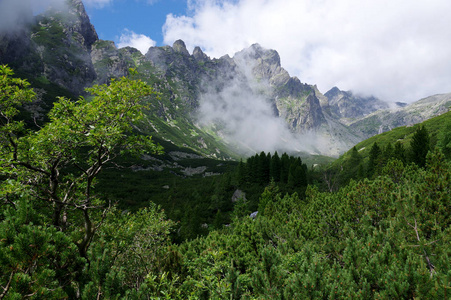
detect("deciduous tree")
[1,65,162,259]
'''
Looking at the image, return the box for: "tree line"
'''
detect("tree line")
[237,151,309,189]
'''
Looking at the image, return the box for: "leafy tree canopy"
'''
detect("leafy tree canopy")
[1,65,165,297]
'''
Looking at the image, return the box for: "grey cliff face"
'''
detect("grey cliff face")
[349,92,451,138]
[0,28,41,73]
[172,39,190,56]
[325,87,389,120]
[9,0,100,95]
[146,41,200,100]
[91,40,131,84]
[140,40,329,152]
[193,46,209,62]
[231,43,326,131]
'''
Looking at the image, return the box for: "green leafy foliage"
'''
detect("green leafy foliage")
[82,204,176,298]
[0,65,169,298]
[1,65,450,298]
[0,65,36,142]
[165,150,450,298]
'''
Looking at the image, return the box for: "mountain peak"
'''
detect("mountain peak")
[193,46,209,61]
[42,0,98,50]
[324,86,343,98]
[235,44,280,65]
[69,0,98,50]
[173,39,190,56]
[249,43,263,51]
[324,86,389,119]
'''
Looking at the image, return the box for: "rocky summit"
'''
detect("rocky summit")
[1,0,450,157]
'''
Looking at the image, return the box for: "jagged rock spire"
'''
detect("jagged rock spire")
[173,40,190,56]
[193,46,209,61]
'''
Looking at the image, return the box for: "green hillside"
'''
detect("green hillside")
[336,110,451,166]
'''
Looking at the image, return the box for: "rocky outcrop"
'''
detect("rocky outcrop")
[232,189,246,202]
[193,46,209,62]
[145,40,207,109]
[232,43,326,131]
[325,87,389,120]
[0,3,37,69]
[31,0,98,94]
[0,28,42,74]
[91,40,131,84]
[173,39,190,56]
[64,0,98,50]
[349,92,451,138]
[0,0,98,95]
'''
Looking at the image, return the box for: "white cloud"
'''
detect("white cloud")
[0,0,68,32]
[117,29,156,54]
[198,76,310,155]
[164,0,451,102]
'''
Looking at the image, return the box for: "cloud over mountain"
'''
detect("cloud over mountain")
[0,0,68,32]
[117,29,156,54]
[163,0,451,103]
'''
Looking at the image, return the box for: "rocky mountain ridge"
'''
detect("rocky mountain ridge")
[1,0,450,157]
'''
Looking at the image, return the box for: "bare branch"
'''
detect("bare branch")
[424,249,436,278]
[0,270,15,300]
[405,217,436,277]
[16,162,50,177]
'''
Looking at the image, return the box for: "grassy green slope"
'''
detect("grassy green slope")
[119,51,240,160]
[336,110,451,165]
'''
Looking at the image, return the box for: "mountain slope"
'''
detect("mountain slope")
[1,0,450,159]
[348,93,451,138]
[336,110,451,169]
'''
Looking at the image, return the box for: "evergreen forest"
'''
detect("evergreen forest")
[1,65,450,299]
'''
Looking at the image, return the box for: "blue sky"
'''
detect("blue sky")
[85,0,188,47]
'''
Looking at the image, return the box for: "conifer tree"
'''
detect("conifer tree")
[393,141,406,163]
[287,159,300,188]
[287,166,296,188]
[280,153,290,183]
[269,151,281,182]
[247,155,257,183]
[350,146,362,164]
[383,142,393,161]
[367,142,382,177]
[437,124,451,159]
[257,151,270,185]
[236,158,247,186]
[410,125,430,168]
[343,146,363,181]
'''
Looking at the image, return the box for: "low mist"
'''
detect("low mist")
[196,75,327,157]
[0,0,67,33]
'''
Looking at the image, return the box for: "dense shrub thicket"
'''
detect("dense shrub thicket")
[1,65,450,298]
[171,150,450,299]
